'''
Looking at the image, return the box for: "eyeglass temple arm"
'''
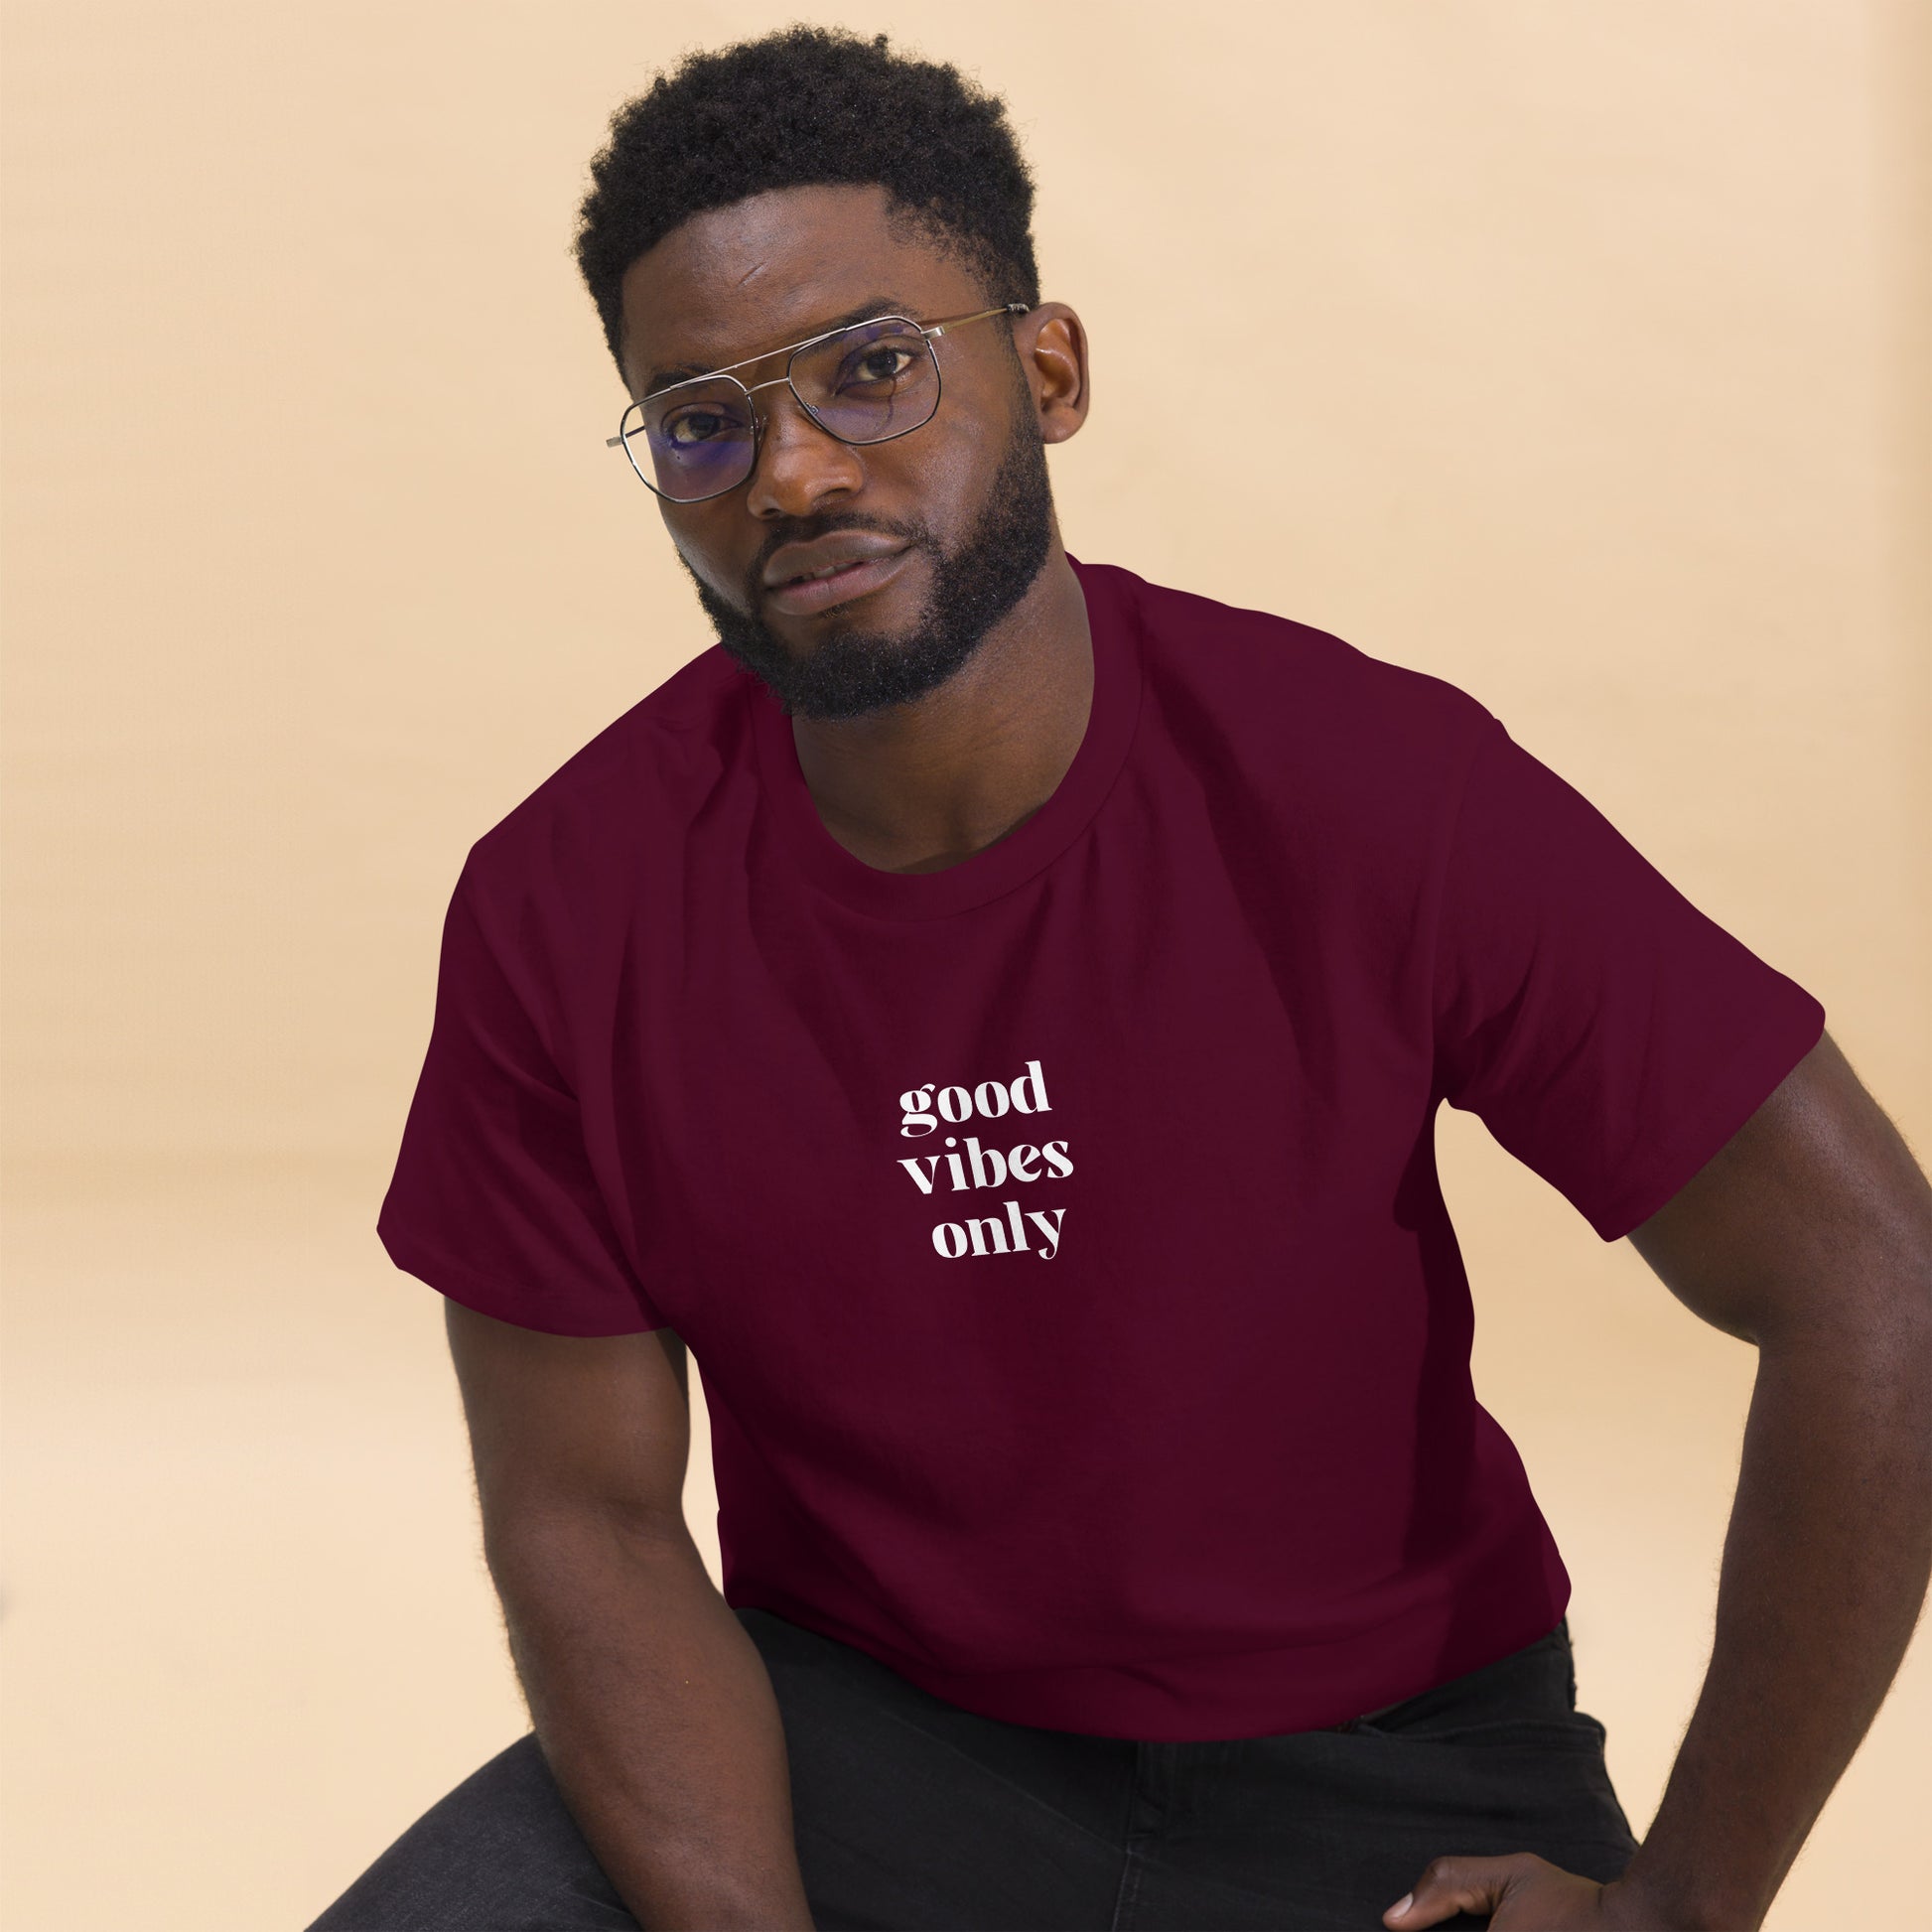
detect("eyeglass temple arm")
[925,301,1032,339]
[606,302,1032,445]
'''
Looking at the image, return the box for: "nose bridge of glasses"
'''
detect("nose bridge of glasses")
[748,372,865,468]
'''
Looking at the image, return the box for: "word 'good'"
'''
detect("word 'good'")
[899,1060,1050,1138]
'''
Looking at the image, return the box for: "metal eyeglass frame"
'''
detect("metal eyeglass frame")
[605,302,1031,503]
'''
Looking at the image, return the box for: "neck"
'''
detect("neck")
[788,537,1092,876]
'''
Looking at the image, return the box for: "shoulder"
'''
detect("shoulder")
[460,643,750,922]
[1088,559,1496,818]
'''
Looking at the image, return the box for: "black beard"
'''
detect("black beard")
[678,411,1056,721]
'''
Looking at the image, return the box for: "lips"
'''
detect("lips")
[762,530,908,586]
[761,535,913,617]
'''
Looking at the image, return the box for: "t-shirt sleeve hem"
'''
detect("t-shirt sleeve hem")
[1581,993,1827,1244]
[376,1218,670,1337]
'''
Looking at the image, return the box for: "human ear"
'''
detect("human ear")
[1018,303,1089,444]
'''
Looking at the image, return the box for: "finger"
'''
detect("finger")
[1385,1854,1534,1927]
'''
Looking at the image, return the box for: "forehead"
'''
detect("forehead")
[618,183,989,397]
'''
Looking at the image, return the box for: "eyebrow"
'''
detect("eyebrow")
[641,296,919,398]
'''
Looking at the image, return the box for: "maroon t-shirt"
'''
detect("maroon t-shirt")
[377,554,1824,1739]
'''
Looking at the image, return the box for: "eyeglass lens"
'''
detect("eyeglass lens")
[621,318,941,501]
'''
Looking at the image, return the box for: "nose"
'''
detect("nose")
[743,382,867,521]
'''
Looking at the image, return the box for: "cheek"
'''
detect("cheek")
[663,516,744,598]
[938,371,1014,464]
[888,396,1006,531]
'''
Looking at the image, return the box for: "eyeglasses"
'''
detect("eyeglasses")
[606,303,1030,503]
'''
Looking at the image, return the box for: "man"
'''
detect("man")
[310,26,1932,1932]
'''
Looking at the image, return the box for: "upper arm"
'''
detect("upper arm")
[442,1299,694,1549]
[1430,713,1829,1245]
[1626,1029,1932,1347]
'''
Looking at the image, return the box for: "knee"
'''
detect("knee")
[303,1733,634,1931]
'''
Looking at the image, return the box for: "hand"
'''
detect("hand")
[1384,1855,1701,1929]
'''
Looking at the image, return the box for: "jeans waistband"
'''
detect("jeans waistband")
[1324,1616,1574,1733]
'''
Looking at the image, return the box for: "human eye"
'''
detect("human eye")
[834,336,923,392]
[660,401,744,447]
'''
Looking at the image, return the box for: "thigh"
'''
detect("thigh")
[306,1607,1138,1932]
[740,1605,1132,1932]
[304,1732,637,1932]
[1116,1622,1641,1932]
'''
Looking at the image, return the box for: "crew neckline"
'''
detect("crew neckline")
[747,553,1145,921]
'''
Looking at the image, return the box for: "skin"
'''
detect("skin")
[618,184,1932,1931]
[618,182,1093,874]
[1387,1030,1932,1931]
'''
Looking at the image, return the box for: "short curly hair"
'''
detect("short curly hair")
[572,25,1041,384]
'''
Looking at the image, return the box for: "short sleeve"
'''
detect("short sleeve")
[1431,715,1826,1243]
[376,857,668,1335]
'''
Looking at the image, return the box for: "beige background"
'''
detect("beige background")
[3,2,1927,1927]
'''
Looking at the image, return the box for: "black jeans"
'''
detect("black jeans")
[306,1605,1639,1931]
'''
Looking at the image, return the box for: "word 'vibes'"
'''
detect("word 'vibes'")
[896,1059,1071,1261]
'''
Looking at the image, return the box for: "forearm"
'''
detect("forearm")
[489,1508,816,1932]
[1616,1322,1932,1930]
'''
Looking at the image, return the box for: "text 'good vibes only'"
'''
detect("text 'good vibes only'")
[895,1059,1072,1261]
